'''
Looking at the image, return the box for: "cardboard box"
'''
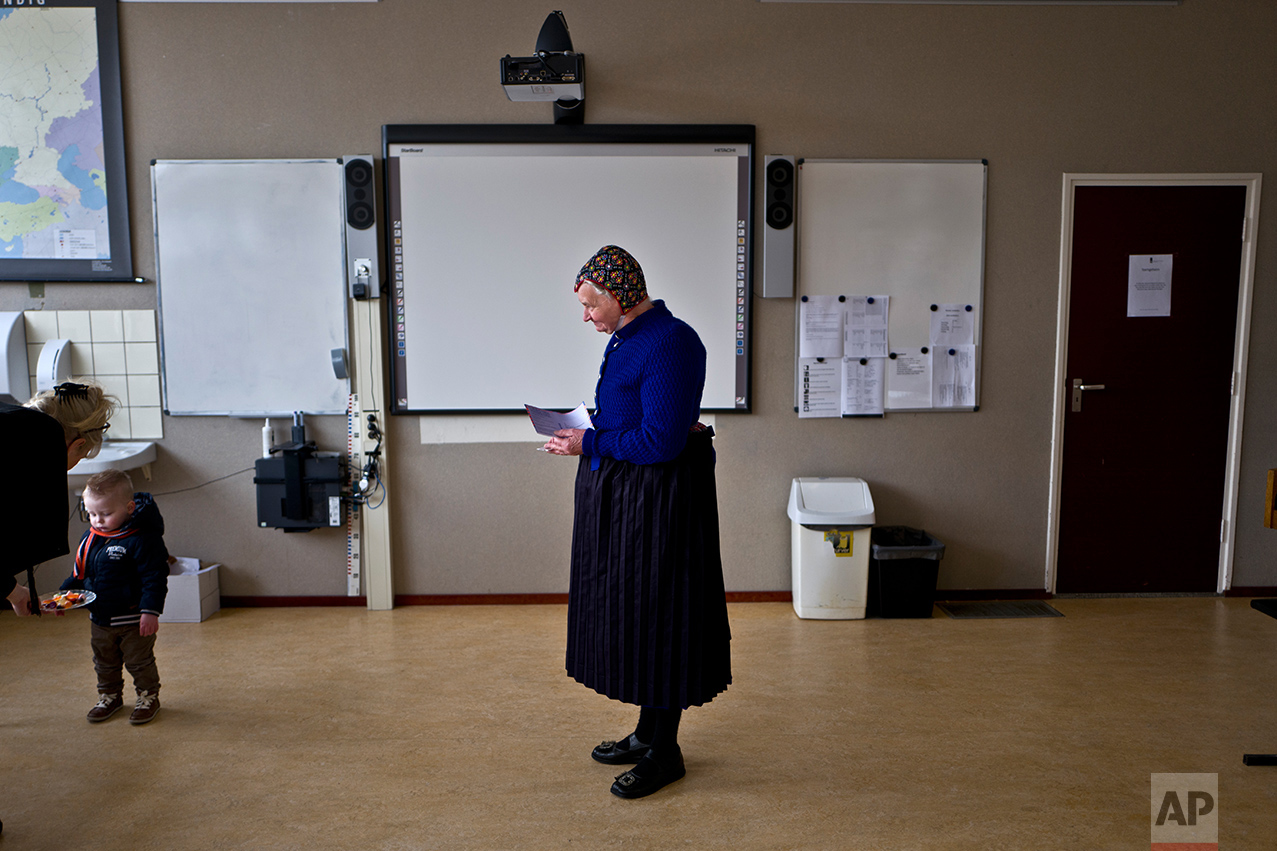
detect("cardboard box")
[159,563,220,623]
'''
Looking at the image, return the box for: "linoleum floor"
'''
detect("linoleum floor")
[3,599,1276,849]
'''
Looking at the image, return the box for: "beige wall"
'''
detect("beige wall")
[5,0,1276,596]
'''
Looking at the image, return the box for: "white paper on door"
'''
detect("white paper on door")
[1127,254,1173,317]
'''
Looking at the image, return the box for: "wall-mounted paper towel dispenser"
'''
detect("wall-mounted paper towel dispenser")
[35,339,72,393]
[0,312,29,405]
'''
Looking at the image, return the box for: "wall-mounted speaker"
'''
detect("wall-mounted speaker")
[762,155,795,298]
[342,155,381,299]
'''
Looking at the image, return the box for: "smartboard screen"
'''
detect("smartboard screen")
[383,124,754,414]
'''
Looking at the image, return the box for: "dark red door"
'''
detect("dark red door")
[1056,184,1246,593]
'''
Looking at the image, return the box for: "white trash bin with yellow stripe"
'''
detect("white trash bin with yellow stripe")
[787,477,876,619]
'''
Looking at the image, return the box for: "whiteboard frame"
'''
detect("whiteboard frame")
[793,158,987,414]
[152,158,352,417]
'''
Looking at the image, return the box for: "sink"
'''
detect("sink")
[68,441,157,487]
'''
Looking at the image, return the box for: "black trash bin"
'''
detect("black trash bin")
[868,526,945,618]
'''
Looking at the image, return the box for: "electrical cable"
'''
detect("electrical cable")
[363,469,386,509]
[153,467,256,497]
[348,419,382,502]
[72,466,256,518]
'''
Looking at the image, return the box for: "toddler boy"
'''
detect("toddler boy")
[61,469,170,724]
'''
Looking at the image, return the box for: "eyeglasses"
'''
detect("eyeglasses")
[82,423,110,435]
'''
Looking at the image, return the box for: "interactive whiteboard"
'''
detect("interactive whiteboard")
[383,125,754,413]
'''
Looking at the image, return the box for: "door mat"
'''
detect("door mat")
[1252,599,1277,620]
[936,601,1063,619]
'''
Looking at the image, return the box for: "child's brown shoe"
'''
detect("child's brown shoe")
[87,693,123,722]
[129,690,160,725]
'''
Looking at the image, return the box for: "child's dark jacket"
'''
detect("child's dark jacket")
[62,492,169,627]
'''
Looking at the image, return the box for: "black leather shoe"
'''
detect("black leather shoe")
[592,734,651,765]
[610,749,686,799]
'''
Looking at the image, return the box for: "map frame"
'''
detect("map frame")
[0,0,134,283]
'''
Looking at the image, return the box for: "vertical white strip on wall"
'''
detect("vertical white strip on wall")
[346,394,362,597]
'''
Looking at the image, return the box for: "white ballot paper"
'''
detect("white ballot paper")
[885,348,932,410]
[525,402,594,436]
[799,295,845,359]
[933,346,977,408]
[842,357,885,416]
[798,358,841,418]
[930,304,976,347]
[1127,254,1173,317]
[845,295,890,359]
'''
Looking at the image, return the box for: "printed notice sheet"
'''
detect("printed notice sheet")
[1127,254,1173,317]
[885,348,932,410]
[930,304,976,347]
[798,358,841,418]
[843,357,885,416]
[525,402,594,436]
[933,346,977,408]
[799,295,845,359]
[845,295,889,359]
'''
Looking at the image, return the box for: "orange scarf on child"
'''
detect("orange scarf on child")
[74,528,137,580]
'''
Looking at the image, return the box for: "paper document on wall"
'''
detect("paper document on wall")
[525,402,594,436]
[885,348,932,409]
[799,295,844,359]
[842,357,885,416]
[933,346,976,408]
[1127,254,1173,317]
[845,295,889,358]
[930,304,976,346]
[798,358,841,418]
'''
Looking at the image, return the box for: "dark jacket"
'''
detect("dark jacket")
[62,492,169,627]
[0,402,70,599]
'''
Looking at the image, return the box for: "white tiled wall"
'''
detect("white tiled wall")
[23,310,164,440]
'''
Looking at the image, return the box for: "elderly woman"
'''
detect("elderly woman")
[544,245,732,799]
[2,382,116,617]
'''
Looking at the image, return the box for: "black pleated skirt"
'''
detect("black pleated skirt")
[566,428,732,709]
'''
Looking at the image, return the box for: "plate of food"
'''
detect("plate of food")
[39,590,95,612]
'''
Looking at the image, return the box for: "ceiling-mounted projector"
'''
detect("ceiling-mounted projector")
[500,11,584,123]
[500,52,583,102]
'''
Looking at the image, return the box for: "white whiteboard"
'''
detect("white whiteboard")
[796,159,987,411]
[152,159,350,416]
[383,126,754,413]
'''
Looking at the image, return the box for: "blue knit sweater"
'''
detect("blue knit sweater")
[581,300,706,465]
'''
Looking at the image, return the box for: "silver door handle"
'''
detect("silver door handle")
[1071,379,1105,412]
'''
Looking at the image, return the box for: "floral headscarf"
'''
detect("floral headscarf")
[574,245,647,314]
